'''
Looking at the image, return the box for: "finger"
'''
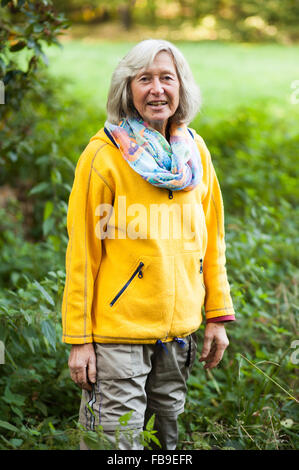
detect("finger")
[202,343,217,368]
[87,353,97,385]
[203,342,217,361]
[199,334,213,361]
[204,342,227,369]
[69,367,80,384]
[76,373,92,391]
[73,365,88,388]
[81,379,93,392]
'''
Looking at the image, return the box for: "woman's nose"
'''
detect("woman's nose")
[151,77,164,94]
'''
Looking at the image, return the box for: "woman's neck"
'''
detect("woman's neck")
[146,119,170,142]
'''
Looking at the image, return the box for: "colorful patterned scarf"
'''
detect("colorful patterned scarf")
[104,117,202,191]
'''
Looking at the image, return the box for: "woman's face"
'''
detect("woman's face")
[130,51,180,136]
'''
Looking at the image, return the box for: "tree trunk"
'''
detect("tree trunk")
[118,0,136,30]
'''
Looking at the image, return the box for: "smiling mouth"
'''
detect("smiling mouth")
[147,101,168,106]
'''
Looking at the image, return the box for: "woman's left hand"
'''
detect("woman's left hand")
[199,323,229,369]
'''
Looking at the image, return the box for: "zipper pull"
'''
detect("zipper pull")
[137,262,144,278]
[168,189,173,199]
[199,258,203,274]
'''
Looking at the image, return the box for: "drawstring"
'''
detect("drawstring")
[156,336,192,367]
[156,339,168,354]
[156,337,187,353]
[174,337,186,348]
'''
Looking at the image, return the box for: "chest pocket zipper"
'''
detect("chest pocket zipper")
[199,258,206,292]
[110,262,144,307]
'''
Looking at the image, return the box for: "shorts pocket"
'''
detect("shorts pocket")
[95,343,136,379]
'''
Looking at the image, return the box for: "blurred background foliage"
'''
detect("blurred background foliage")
[0,0,298,450]
[50,0,299,42]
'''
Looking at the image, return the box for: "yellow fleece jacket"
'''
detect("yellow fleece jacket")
[61,127,235,344]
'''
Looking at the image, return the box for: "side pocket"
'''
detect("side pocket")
[109,261,144,307]
[95,343,137,379]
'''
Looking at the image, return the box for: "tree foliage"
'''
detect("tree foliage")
[51,0,299,39]
[0,0,69,184]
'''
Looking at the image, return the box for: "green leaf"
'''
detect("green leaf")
[145,413,155,431]
[0,420,19,433]
[41,320,56,350]
[149,434,161,448]
[118,410,133,427]
[43,217,55,237]
[83,434,103,450]
[43,201,53,221]
[48,422,55,432]
[34,281,54,306]
[9,438,23,448]
[33,24,44,33]
[11,406,24,420]
[3,387,25,407]
[48,235,61,251]
[28,182,50,196]
[23,326,36,353]
[7,151,18,162]
[34,401,48,417]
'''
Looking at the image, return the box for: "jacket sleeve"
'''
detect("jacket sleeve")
[61,142,114,344]
[199,137,236,323]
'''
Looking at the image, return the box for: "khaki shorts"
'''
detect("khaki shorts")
[79,333,198,448]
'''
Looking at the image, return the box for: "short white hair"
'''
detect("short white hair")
[106,39,201,125]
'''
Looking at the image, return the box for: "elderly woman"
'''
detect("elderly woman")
[61,39,235,450]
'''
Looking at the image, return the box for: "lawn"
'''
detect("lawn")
[45,40,299,122]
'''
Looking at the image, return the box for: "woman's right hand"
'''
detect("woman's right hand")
[68,343,97,391]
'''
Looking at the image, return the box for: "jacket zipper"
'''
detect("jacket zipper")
[110,261,144,307]
[199,258,203,274]
[200,258,206,291]
[168,189,173,199]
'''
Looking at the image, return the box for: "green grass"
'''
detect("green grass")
[45,40,299,122]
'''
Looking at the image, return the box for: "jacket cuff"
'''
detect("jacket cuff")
[62,333,94,344]
[206,315,236,323]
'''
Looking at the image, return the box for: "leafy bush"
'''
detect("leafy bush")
[178,104,299,450]
[0,253,76,449]
[0,0,69,162]
[0,0,71,242]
